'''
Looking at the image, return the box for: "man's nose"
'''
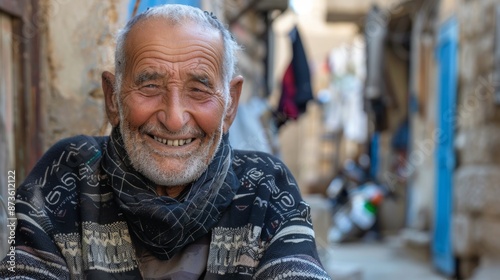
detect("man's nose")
[157,91,189,132]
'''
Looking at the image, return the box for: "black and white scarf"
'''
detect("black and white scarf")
[102,128,240,260]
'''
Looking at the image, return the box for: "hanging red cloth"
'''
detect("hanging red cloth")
[276,26,313,128]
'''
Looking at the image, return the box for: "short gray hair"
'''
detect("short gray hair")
[114,4,241,99]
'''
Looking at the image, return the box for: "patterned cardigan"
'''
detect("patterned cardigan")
[0,135,330,279]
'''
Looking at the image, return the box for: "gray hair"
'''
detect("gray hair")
[114,4,241,100]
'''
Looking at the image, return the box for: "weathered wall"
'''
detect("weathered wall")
[453,0,500,277]
[406,10,439,235]
[40,0,128,150]
[0,13,15,258]
[440,0,457,24]
[376,67,410,232]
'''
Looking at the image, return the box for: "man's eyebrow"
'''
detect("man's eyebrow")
[189,73,213,88]
[134,71,165,85]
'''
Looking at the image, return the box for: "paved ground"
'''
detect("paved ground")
[320,237,449,280]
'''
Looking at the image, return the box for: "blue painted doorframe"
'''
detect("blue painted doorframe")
[433,16,458,277]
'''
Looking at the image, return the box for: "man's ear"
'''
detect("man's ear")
[102,71,120,127]
[223,75,243,133]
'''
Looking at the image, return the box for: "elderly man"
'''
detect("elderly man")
[0,4,330,279]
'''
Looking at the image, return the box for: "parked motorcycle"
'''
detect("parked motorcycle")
[327,159,393,243]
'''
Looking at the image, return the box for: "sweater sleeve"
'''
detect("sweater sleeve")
[0,136,100,279]
[250,153,331,280]
[253,201,331,279]
[0,187,71,279]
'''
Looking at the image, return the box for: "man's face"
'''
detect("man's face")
[116,19,228,188]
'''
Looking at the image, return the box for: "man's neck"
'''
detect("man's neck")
[156,185,186,198]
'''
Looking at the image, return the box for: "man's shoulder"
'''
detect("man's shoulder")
[20,135,108,188]
[232,149,286,169]
[232,149,299,194]
[47,135,108,154]
[41,134,108,168]
[39,135,108,164]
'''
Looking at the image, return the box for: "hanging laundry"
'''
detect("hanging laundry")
[275,26,313,128]
[364,5,390,132]
[340,74,368,143]
[322,42,368,143]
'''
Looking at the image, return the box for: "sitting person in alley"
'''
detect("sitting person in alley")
[0,4,330,279]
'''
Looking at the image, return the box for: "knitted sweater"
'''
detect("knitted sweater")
[0,135,330,279]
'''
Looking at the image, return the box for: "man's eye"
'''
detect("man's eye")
[139,84,162,96]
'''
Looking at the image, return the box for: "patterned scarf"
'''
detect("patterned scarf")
[102,128,239,260]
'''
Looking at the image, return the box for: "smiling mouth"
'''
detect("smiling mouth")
[153,135,194,147]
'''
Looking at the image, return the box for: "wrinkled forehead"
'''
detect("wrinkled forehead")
[123,17,224,61]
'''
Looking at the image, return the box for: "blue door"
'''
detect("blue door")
[433,17,458,277]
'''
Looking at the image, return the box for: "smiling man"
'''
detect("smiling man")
[0,4,330,279]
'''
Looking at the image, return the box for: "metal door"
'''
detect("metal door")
[433,16,458,277]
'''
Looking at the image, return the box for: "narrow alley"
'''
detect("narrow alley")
[326,237,446,280]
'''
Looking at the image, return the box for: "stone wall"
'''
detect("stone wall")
[454,0,500,276]
[40,0,128,150]
[404,3,439,241]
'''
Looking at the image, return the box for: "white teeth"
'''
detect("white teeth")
[154,135,193,146]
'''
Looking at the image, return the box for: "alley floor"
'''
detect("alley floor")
[321,236,449,280]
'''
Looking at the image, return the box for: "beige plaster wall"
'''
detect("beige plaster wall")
[41,0,128,150]
[440,0,457,23]
[454,0,500,264]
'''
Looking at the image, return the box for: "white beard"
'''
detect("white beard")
[118,108,224,188]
